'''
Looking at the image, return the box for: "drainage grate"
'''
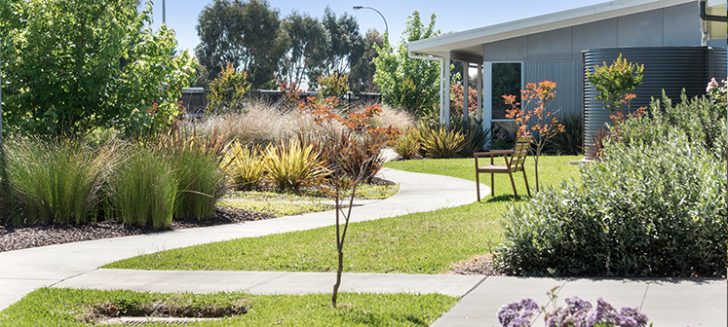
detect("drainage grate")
[99,317,221,325]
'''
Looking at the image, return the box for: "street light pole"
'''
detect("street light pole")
[162,0,166,24]
[352,6,388,37]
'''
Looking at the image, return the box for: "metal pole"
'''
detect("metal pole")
[162,0,166,24]
[353,6,388,37]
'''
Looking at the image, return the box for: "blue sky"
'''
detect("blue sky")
[150,0,607,53]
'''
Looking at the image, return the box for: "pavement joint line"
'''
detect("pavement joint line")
[459,275,488,299]
[639,283,649,311]
[48,269,97,288]
[241,272,291,292]
[531,279,569,324]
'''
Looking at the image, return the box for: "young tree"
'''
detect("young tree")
[374,11,440,118]
[321,7,364,77]
[0,0,196,137]
[207,64,251,113]
[504,81,565,193]
[586,54,644,115]
[278,12,328,89]
[349,30,385,93]
[196,0,286,89]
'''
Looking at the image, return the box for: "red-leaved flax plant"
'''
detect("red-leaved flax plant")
[504,81,564,193]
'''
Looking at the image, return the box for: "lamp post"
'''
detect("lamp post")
[162,0,166,24]
[352,6,388,37]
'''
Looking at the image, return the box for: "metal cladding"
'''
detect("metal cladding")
[582,46,727,157]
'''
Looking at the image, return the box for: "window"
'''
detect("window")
[491,62,522,119]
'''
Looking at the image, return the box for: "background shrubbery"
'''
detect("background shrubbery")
[494,90,727,277]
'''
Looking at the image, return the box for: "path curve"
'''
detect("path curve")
[0,168,489,310]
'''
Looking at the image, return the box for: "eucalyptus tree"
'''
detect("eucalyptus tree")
[278,12,328,89]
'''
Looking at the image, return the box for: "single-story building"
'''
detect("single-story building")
[407,0,727,152]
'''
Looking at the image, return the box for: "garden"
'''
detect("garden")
[0,0,726,326]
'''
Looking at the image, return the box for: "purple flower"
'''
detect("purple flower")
[497,298,539,327]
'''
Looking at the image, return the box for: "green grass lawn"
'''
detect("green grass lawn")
[219,184,399,217]
[0,288,455,326]
[107,156,580,273]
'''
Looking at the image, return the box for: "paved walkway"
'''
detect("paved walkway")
[53,269,486,297]
[433,276,726,327]
[0,168,486,311]
[52,269,727,326]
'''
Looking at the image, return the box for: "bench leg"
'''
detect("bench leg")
[508,172,518,197]
[490,172,494,197]
[475,171,481,202]
[522,169,532,197]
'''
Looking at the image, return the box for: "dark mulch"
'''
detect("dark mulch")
[0,208,274,253]
[449,254,500,276]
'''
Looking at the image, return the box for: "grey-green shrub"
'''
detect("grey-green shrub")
[5,139,113,225]
[494,133,726,277]
[111,147,177,229]
[170,146,226,221]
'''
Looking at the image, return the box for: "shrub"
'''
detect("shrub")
[264,140,327,191]
[223,141,265,190]
[585,54,644,113]
[417,125,465,158]
[111,147,177,229]
[317,74,350,102]
[169,146,226,221]
[207,63,251,113]
[494,136,726,277]
[5,139,113,226]
[547,114,583,155]
[499,297,649,327]
[451,117,490,156]
[392,128,421,159]
[369,105,415,132]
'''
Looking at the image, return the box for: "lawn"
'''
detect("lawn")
[0,288,455,327]
[106,156,580,273]
[219,184,399,217]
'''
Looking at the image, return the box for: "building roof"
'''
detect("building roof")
[407,0,698,58]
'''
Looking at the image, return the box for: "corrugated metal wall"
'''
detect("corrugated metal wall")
[524,60,584,117]
[583,46,728,157]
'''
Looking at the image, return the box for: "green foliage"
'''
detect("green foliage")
[278,12,328,88]
[547,114,583,155]
[170,146,226,222]
[451,118,490,156]
[196,0,286,89]
[374,11,440,118]
[586,54,644,113]
[223,142,265,190]
[317,74,350,101]
[417,125,465,159]
[350,30,385,92]
[263,140,327,191]
[207,64,251,113]
[111,147,177,229]
[393,128,422,159]
[495,138,726,277]
[321,7,364,76]
[1,0,196,138]
[4,139,113,226]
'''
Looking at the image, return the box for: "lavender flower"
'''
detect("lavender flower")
[497,298,539,327]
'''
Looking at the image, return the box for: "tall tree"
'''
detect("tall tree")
[278,12,327,89]
[0,0,196,137]
[374,11,440,118]
[350,30,384,93]
[196,0,286,89]
[321,7,364,77]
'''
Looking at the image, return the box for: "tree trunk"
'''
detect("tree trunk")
[534,156,541,193]
[332,246,343,308]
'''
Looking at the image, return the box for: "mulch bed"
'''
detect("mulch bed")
[0,208,274,253]
[449,254,500,276]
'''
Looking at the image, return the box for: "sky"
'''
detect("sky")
[150,0,608,54]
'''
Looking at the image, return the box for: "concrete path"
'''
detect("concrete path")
[52,269,486,297]
[432,276,727,327]
[0,168,486,311]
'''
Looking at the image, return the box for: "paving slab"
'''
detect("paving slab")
[433,277,727,327]
[0,168,487,311]
[53,269,486,297]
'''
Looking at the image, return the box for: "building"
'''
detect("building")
[406,0,727,151]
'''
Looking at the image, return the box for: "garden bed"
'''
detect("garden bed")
[0,208,273,253]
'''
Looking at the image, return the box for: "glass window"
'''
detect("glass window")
[491,63,522,119]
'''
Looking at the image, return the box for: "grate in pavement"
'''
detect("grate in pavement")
[98,316,221,325]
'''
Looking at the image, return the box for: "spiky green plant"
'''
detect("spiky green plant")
[170,145,226,221]
[417,125,465,158]
[5,138,114,225]
[111,147,177,229]
[223,141,265,190]
[264,140,327,191]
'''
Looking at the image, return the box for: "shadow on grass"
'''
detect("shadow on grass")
[484,194,530,203]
